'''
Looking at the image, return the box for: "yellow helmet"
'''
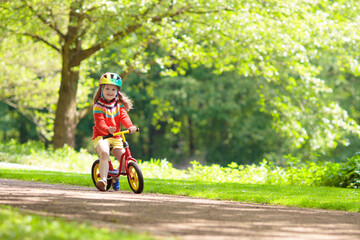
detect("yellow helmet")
[99,72,122,87]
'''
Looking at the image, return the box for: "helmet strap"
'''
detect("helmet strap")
[101,85,105,100]
[115,86,120,99]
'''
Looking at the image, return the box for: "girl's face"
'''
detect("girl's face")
[102,84,117,101]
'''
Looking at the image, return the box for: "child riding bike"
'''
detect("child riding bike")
[92,72,137,191]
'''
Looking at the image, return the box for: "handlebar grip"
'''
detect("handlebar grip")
[103,128,139,139]
[103,134,114,139]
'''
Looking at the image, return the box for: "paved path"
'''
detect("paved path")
[1,179,360,240]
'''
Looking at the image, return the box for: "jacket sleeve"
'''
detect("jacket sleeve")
[119,106,134,129]
[93,104,109,134]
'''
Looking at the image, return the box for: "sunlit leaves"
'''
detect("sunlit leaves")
[0,35,60,140]
[259,73,360,155]
[1,0,360,157]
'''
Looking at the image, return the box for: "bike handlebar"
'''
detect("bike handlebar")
[103,128,140,139]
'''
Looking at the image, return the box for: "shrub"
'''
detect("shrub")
[284,155,342,187]
[0,140,95,173]
[338,154,360,188]
[1,139,359,189]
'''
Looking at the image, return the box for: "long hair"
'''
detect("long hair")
[93,87,133,111]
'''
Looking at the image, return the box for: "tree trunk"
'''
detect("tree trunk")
[188,116,195,156]
[53,55,79,148]
[53,2,82,149]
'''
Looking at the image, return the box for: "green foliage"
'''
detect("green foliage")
[0,206,155,240]
[139,159,187,180]
[0,35,60,142]
[1,0,241,148]
[141,157,360,189]
[0,102,38,142]
[284,155,342,187]
[1,140,360,189]
[1,0,360,164]
[284,154,360,189]
[339,154,360,188]
[244,0,360,156]
[0,139,95,173]
[127,66,279,165]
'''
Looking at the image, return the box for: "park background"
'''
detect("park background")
[1,3,360,239]
[0,0,360,180]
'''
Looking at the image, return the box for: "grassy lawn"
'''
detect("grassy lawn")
[0,168,162,240]
[0,205,157,240]
[1,167,359,212]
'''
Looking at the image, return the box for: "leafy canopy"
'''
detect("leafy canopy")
[0,0,359,156]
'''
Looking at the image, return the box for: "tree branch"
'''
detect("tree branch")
[76,104,93,123]
[69,21,142,67]
[120,35,155,80]
[0,99,51,143]
[69,5,204,67]
[67,5,103,47]
[26,3,65,40]
[21,32,61,52]
[45,6,62,37]
[140,0,163,17]
[69,44,103,67]
[187,6,236,14]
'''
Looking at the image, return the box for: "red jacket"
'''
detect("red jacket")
[92,98,133,139]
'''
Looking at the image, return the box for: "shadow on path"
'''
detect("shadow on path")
[1,179,360,240]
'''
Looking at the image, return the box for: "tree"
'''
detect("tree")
[1,0,236,148]
[1,0,359,159]
[209,0,360,157]
[152,69,279,165]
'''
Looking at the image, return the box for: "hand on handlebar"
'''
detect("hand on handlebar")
[108,126,116,134]
[128,126,137,134]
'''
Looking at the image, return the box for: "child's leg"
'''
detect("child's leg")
[113,148,126,172]
[96,140,111,182]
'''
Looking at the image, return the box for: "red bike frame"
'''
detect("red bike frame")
[100,129,139,179]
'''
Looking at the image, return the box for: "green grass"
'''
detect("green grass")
[0,205,156,240]
[1,168,359,212]
[145,180,360,212]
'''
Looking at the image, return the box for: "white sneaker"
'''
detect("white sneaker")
[96,179,107,191]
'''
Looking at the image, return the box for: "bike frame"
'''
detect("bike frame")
[102,129,139,179]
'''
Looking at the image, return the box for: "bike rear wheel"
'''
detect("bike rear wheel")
[127,161,144,194]
[91,159,112,191]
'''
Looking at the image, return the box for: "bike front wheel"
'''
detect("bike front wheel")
[127,161,144,194]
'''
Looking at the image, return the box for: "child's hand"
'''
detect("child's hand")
[108,126,116,134]
[128,126,137,134]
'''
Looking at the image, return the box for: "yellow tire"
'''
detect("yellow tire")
[127,161,144,194]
